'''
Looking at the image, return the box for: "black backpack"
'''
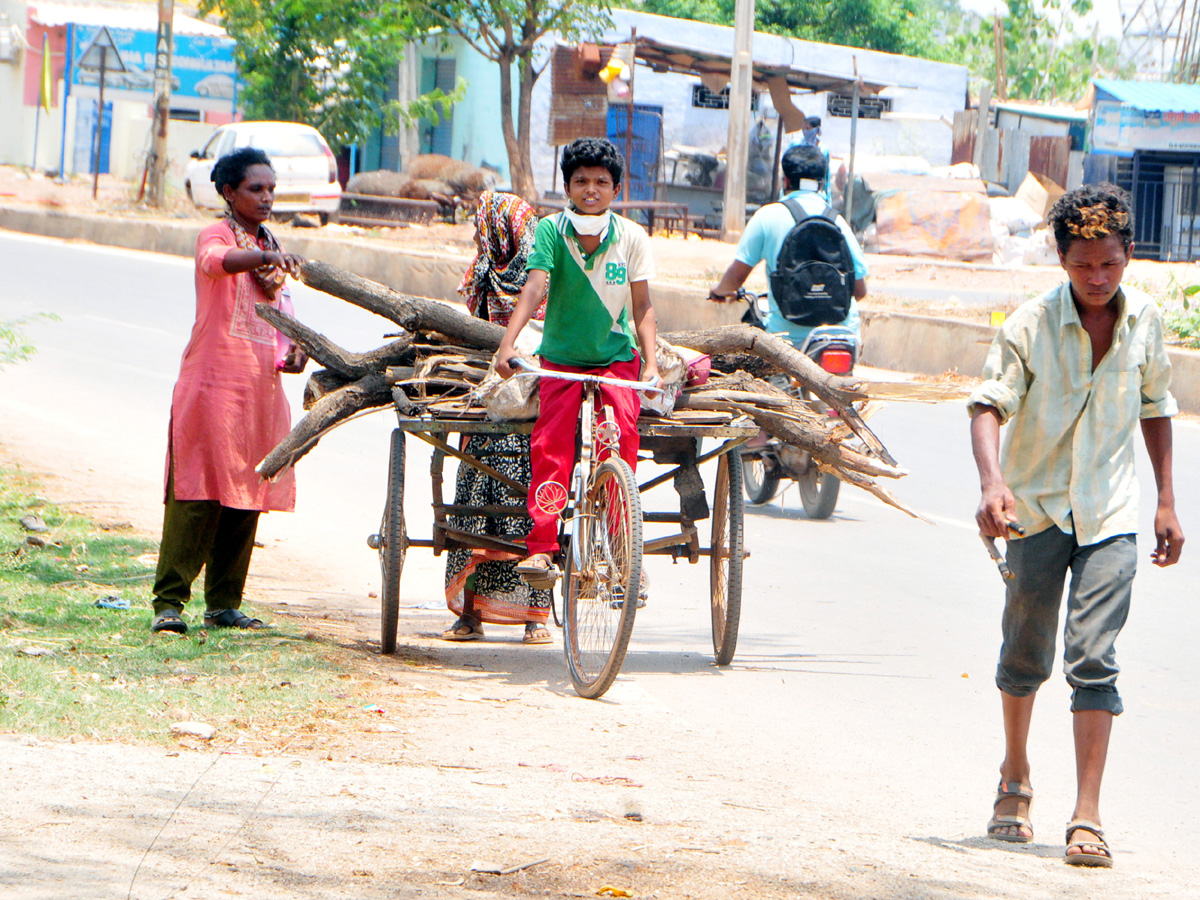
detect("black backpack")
[768,197,854,327]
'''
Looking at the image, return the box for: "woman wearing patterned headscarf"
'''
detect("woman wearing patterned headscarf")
[442,191,552,643]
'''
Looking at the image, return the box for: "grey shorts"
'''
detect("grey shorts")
[996,527,1136,715]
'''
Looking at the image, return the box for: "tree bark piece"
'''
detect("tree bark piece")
[662,325,894,466]
[299,259,505,350]
[257,303,414,379]
[258,372,392,480]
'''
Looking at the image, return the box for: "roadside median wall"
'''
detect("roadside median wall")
[4,205,1199,412]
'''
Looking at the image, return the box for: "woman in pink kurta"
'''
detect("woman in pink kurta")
[151,147,308,635]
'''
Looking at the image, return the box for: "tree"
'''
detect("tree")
[637,0,945,59]
[197,0,419,151]
[951,0,1132,103]
[404,0,613,201]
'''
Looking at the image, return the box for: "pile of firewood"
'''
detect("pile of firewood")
[256,260,918,517]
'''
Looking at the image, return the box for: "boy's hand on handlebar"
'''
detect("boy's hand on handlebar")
[707,288,733,303]
[495,347,517,379]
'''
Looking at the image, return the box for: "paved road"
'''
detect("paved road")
[3,230,1199,895]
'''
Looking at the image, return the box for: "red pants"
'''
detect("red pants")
[526,355,641,556]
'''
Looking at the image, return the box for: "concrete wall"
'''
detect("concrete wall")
[0,0,31,167]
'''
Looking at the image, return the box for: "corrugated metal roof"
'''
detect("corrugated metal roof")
[31,1,228,37]
[1093,77,1200,113]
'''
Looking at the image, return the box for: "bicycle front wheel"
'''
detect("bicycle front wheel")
[562,457,643,699]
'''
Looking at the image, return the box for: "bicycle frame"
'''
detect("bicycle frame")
[509,357,662,569]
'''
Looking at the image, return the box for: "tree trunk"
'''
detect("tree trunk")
[498,49,535,201]
[299,259,505,349]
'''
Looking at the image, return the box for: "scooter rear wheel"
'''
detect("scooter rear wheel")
[798,466,840,520]
[741,450,780,506]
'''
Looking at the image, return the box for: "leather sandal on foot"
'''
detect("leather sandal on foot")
[515,554,557,590]
[442,615,484,641]
[987,780,1034,843]
[1064,820,1113,868]
[523,623,553,645]
[150,610,188,635]
[203,608,265,629]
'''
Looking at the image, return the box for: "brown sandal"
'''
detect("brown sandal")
[442,615,484,641]
[987,780,1034,843]
[1064,820,1112,868]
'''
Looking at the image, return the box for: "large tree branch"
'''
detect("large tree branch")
[299,259,505,349]
[256,303,414,379]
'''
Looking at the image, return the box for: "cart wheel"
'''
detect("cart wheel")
[741,448,779,506]
[562,457,642,699]
[711,452,744,665]
[378,429,406,654]
[798,467,840,520]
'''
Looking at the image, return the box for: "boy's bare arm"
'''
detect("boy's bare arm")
[1141,416,1184,566]
[971,405,1016,537]
[495,269,548,378]
[630,280,659,382]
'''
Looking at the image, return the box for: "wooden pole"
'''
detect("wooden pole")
[721,0,755,242]
[623,27,636,202]
[146,0,174,208]
[843,59,860,228]
[92,46,106,200]
[770,114,784,200]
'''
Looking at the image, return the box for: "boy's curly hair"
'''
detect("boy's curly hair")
[560,137,624,187]
[1048,183,1133,255]
[211,146,273,197]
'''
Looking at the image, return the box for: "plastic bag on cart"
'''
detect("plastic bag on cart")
[476,320,543,421]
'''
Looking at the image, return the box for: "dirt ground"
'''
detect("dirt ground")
[2,165,1196,898]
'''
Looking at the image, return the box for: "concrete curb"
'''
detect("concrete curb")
[5,204,1200,411]
[862,309,1200,413]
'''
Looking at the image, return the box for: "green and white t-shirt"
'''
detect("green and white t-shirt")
[526,212,656,367]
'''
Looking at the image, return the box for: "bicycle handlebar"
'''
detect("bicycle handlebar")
[508,357,665,395]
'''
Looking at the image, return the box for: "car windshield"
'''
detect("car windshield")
[245,132,325,158]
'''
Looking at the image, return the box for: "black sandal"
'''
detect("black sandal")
[203,608,265,629]
[150,610,188,634]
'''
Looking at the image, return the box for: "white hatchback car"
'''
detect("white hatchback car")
[185,121,341,223]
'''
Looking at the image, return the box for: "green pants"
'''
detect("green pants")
[153,465,261,615]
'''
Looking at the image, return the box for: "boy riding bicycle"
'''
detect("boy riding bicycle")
[495,137,660,586]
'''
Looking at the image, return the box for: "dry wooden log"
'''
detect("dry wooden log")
[300,259,504,350]
[258,372,392,480]
[663,325,894,466]
[257,303,414,379]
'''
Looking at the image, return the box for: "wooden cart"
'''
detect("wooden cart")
[368,406,756,668]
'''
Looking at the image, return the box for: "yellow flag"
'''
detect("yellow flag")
[39,33,52,113]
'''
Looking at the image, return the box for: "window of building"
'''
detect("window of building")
[691,83,757,111]
[827,93,892,119]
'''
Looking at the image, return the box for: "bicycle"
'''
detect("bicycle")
[510,358,662,699]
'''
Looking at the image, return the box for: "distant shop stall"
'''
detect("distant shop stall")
[1086,78,1200,261]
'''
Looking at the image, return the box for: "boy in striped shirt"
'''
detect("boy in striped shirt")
[496,138,659,586]
[969,183,1183,868]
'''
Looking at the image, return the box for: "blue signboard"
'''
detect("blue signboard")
[70,24,240,103]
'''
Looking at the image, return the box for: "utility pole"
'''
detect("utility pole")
[145,0,174,208]
[721,0,755,242]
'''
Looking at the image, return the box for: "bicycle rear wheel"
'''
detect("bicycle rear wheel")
[562,457,642,699]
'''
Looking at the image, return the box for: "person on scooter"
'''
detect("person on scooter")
[706,144,868,352]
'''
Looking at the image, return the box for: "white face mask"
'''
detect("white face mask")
[563,207,612,237]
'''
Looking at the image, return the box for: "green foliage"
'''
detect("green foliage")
[398,77,468,128]
[637,0,945,58]
[196,0,417,151]
[950,0,1134,103]
[0,313,58,369]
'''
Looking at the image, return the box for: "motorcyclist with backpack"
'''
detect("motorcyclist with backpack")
[707,143,868,345]
[707,143,870,517]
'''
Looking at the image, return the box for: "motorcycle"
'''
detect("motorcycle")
[736,289,858,519]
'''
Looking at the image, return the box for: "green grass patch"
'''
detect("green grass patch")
[0,466,365,747]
